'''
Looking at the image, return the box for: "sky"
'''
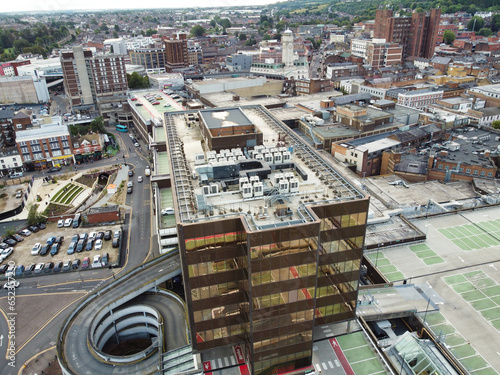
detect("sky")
[3,0,282,13]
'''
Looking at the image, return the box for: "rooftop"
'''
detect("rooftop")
[163,106,365,228]
[15,122,68,142]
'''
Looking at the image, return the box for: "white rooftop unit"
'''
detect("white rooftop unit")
[254,182,264,197]
[264,153,273,164]
[195,153,206,165]
[255,153,264,161]
[274,173,284,185]
[278,147,287,153]
[254,145,265,154]
[206,150,217,159]
[282,151,291,162]
[226,152,234,159]
[210,183,219,194]
[289,178,299,193]
[279,179,289,194]
[218,156,227,162]
[250,175,260,184]
[238,155,246,160]
[239,177,249,190]
[203,185,210,195]
[273,152,282,164]
[242,183,253,199]
[284,172,294,180]
[208,158,217,164]
[270,147,278,154]
[228,156,236,162]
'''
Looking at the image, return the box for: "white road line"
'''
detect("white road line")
[314,364,322,373]
[218,358,223,368]
[231,356,236,366]
[458,256,464,262]
[343,344,368,351]
[335,359,340,367]
[328,361,334,368]
[224,357,229,367]
[322,362,328,370]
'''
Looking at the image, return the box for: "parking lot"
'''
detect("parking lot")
[0,220,122,279]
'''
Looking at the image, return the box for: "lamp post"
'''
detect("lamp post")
[122,154,126,166]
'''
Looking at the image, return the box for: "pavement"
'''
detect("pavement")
[93,164,130,207]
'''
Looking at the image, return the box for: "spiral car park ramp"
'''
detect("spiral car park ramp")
[57,252,196,374]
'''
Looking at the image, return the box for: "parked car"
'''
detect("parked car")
[76,240,85,253]
[127,186,133,194]
[25,263,36,275]
[135,103,143,106]
[138,176,143,183]
[53,261,63,273]
[104,231,112,241]
[48,166,61,173]
[20,229,32,236]
[72,259,81,269]
[134,142,140,147]
[128,170,134,177]
[101,253,109,267]
[57,219,64,228]
[55,236,64,244]
[44,262,55,273]
[85,240,94,251]
[92,254,102,268]
[161,207,175,216]
[5,265,16,278]
[82,257,90,269]
[28,225,39,233]
[0,243,9,250]
[64,218,73,227]
[31,243,42,256]
[62,260,71,271]
[39,244,50,256]
[96,232,104,240]
[0,264,8,274]
[71,234,80,243]
[88,232,97,241]
[50,243,60,256]
[34,263,45,274]
[4,238,17,246]
[0,247,13,261]
[79,233,88,242]
[46,236,56,246]
[11,234,23,242]
[67,242,76,255]
[95,239,103,250]
[37,223,46,230]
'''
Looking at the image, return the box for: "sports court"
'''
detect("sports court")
[335,332,386,375]
[408,243,445,265]
[443,270,500,332]
[438,219,500,251]
[365,251,405,282]
[422,312,497,374]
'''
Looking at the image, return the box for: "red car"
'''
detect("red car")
[82,257,90,269]
[152,101,160,105]
[130,97,138,101]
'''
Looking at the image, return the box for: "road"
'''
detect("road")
[0,129,158,375]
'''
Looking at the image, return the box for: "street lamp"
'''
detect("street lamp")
[122,154,126,166]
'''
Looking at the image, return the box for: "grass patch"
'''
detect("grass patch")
[43,202,69,217]
[63,186,83,204]
[51,183,71,201]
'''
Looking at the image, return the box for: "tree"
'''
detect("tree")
[27,205,46,225]
[491,14,500,32]
[443,30,456,45]
[127,72,149,89]
[492,120,500,130]
[190,25,205,37]
[238,33,247,41]
[114,24,120,32]
[478,28,493,37]
[467,16,485,32]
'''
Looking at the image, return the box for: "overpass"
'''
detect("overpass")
[57,251,198,375]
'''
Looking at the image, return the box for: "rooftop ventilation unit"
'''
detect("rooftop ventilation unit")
[264,153,273,164]
[203,185,210,195]
[254,182,264,197]
[210,183,219,194]
[279,180,290,194]
[274,152,282,164]
[242,183,253,199]
[274,173,284,185]
[283,151,291,162]
[290,178,299,193]
[239,177,249,190]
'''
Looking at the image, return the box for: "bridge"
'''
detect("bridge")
[57,251,197,375]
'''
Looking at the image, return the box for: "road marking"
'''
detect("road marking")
[458,256,464,263]
[490,264,498,271]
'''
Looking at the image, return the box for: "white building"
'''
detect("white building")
[282,29,294,67]
[397,89,444,109]
[350,39,370,58]
[148,72,184,90]
[0,151,23,176]
[104,38,127,55]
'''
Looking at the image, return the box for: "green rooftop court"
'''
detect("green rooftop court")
[154,126,166,142]
[159,187,175,229]
[336,331,386,375]
[157,152,170,175]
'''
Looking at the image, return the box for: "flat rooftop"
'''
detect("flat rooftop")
[164,105,365,227]
[199,108,253,129]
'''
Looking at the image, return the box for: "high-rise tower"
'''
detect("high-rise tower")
[282,29,294,67]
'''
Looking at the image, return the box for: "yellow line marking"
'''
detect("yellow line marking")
[16,293,87,353]
[17,345,56,375]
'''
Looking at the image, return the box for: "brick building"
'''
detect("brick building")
[164,33,188,72]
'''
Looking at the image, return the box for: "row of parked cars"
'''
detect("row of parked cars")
[0,223,47,262]
[0,253,110,278]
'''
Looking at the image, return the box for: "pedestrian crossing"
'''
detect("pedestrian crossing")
[206,355,237,371]
[314,359,342,373]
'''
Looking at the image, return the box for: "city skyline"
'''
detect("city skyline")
[1,0,282,13]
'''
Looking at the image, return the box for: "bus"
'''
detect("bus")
[116,124,128,132]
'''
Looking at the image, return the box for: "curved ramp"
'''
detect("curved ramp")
[57,253,186,375]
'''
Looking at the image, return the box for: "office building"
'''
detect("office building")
[226,53,253,72]
[60,46,128,112]
[160,106,369,374]
[374,8,440,59]
[165,33,188,72]
[129,48,166,70]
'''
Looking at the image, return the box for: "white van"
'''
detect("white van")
[10,172,23,178]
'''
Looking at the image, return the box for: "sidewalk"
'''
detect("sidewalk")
[93,164,130,207]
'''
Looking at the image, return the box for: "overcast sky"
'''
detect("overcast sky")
[3,0,281,13]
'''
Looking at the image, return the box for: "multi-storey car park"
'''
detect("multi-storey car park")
[152,105,370,374]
